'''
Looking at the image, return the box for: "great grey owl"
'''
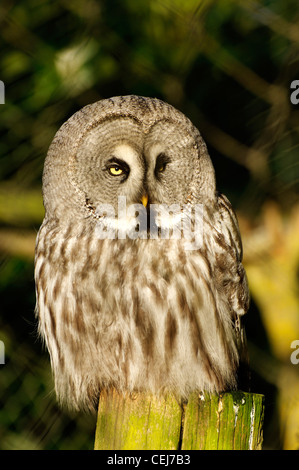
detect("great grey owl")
[34,95,249,412]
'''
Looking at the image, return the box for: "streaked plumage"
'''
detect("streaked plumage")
[35,95,249,411]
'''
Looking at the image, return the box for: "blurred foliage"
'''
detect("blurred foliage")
[0,0,299,450]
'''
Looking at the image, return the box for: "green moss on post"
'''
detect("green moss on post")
[94,388,182,450]
[94,389,264,450]
[181,391,264,450]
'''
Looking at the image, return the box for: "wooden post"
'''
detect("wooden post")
[94,389,264,450]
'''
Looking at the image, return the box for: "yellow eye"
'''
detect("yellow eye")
[157,163,166,172]
[109,165,123,176]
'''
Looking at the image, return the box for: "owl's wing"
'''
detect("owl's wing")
[215,192,250,388]
[216,193,243,262]
[216,192,249,312]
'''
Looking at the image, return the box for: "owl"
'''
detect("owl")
[34,95,249,412]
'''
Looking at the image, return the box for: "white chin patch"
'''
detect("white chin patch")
[94,198,203,250]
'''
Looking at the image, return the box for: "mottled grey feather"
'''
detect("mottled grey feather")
[35,95,249,412]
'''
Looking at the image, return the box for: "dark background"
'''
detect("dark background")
[1,0,299,449]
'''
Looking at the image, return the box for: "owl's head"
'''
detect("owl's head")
[42,96,216,230]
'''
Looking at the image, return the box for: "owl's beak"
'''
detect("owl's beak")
[141,194,148,207]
